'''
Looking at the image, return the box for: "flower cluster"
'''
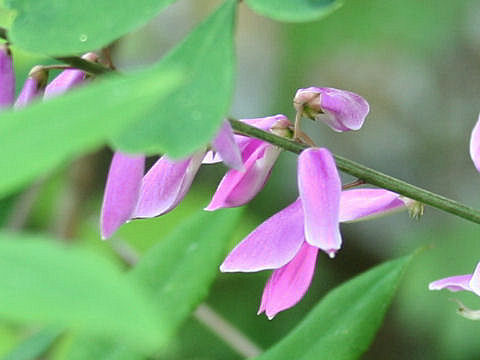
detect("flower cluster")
[102,85,415,318]
[0,44,97,110]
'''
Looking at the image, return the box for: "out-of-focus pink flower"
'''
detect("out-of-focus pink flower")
[0,43,15,109]
[429,262,480,296]
[470,114,480,173]
[221,188,406,319]
[205,115,291,211]
[293,87,369,132]
[44,52,98,99]
[14,66,48,108]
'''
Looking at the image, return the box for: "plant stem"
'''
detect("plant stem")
[55,56,112,75]
[229,118,480,225]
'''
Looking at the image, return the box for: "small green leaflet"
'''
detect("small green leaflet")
[111,0,237,158]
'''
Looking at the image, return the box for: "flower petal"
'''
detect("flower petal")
[211,120,243,170]
[469,262,480,296]
[220,199,304,272]
[133,150,204,218]
[258,242,318,319]
[101,152,145,239]
[298,148,342,257]
[294,87,369,132]
[241,114,288,132]
[339,189,406,222]
[470,114,480,173]
[0,44,15,109]
[205,142,280,211]
[44,53,97,99]
[14,67,48,108]
[428,275,473,293]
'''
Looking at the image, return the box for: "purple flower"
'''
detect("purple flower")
[429,262,480,296]
[101,152,145,239]
[293,87,369,132]
[44,52,98,99]
[470,113,480,173]
[133,150,205,218]
[100,120,243,237]
[14,66,48,108]
[298,148,342,257]
[0,43,15,109]
[205,115,291,211]
[221,188,406,319]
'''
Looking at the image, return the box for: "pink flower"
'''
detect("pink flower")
[221,187,406,319]
[100,120,243,238]
[43,52,98,99]
[293,87,369,132]
[429,262,480,296]
[15,66,48,108]
[470,113,480,173]
[205,115,291,211]
[0,43,15,109]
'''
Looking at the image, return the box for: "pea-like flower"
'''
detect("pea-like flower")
[0,43,15,109]
[205,115,291,211]
[469,113,480,173]
[221,165,406,319]
[428,262,480,296]
[100,120,243,238]
[293,87,369,132]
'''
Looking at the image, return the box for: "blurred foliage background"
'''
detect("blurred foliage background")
[2,0,480,358]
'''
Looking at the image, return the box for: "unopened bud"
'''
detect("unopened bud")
[293,87,369,132]
[0,43,15,109]
[14,66,49,108]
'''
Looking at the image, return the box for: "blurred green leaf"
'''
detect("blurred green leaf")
[4,0,177,55]
[0,233,164,352]
[0,65,182,198]
[245,0,343,23]
[3,327,62,360]
[112,0,236,158]
[256,254,413,360]
[66,208,243,359]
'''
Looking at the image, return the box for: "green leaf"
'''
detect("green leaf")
[3,327,63,360]
[245,0,343,23]
[5,0,177,55]
[112,0,236,158]
[0,233,165,352]
[0,64,182,198]
[66,208,243,359]
[256,254,413,360]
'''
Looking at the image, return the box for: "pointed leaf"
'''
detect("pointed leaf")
[5,0,178,55]
[112,0,236,158]
[256,254,413,360]
[0,233,164,352]
[245,0,343,23]
[3,327,63,360]
[0,62,182,198]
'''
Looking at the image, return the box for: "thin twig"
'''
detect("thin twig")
[229,118,480,225]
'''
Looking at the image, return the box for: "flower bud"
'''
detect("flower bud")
[293,87,369,132]
[14,66,48,108]
[44,52,98,99]
[0,43,15,109]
